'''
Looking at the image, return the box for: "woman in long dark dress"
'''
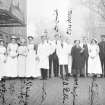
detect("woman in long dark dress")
[71,40,83,77]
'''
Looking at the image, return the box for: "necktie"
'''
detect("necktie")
[61,43,63,48]
[83,44,87,48]
[55,41,57,53]
[56,41,57,45]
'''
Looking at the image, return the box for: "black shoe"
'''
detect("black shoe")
[80,75,85,77]
[44,78,47,80]
[65,77,69,81]
[40,78,47,80]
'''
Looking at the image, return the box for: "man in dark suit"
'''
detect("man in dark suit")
[99,35,105,77]
[81,37,89,77]
[49,34,59,78]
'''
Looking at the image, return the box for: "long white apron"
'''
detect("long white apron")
[68,44,73,73]
[5,43,18,77]
[26,44,40,77]
[38,42,50,70]
[88,44,102,74]
[0,46,6,78]
[18,46,27,77]
[34,54,41,77]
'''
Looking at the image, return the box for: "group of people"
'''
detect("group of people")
[0,34,105,80]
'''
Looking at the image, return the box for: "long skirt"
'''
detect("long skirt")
[26,52,40,77]
[72,57,83,75]
[18,55,26,77]
[88,55,102,74]
[0,62,6,78]
[34,60,41,77]
[68,55,72,74]
[5,56,18,77]
[0,55,6,78]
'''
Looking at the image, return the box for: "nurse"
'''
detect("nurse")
[17,37,27,77]
[88,39,102,77]
[37,35,50,80]
[6,36,18,77]
[26,36,36,77]
[0,38,6,79]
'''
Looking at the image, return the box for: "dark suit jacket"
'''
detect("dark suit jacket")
[83,44,89,59]
[98,41,105,59]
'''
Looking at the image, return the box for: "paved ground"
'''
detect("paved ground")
[0,77,105,105]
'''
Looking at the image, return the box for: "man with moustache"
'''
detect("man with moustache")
[49,34,60,78]
[81,36,89,77]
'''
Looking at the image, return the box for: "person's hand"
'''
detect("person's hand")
[25,55,27,57]
[35,56,40,61]
[12,56,17,59]
[69,53,71,56]
[4,60,6,63]
[80,48,84,53]
[89,49,91,53]
[90,56,95,59]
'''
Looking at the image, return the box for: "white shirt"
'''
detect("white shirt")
[7,43,18,57]
[37,41,50,69]
[57,41,71,65]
